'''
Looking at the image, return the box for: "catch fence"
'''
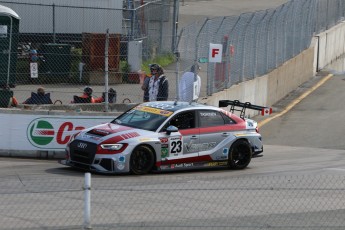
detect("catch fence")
[177,0,345,96]
[0,0,344,109]
[1,174,344,229]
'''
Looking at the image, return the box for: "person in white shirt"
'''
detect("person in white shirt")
[178,64,201,103]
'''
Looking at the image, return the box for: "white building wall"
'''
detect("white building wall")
[0,0,123,34]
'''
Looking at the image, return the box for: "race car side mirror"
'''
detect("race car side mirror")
[166,125,178,135]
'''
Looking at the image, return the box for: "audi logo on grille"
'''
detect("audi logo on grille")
[77,142,88,149]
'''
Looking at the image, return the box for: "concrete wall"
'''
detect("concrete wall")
[317,21,345,70]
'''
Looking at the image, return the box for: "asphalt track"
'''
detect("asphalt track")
[258,73,333,127]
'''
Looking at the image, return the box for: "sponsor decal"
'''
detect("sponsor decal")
[136,106,173,117]
[200,112,217,117]
[173,163,194,168]
[235,133,246,137]
[116,155,126,170]
[117,163,125,170]
[26,117,108,149]
[139,138,154,142]
[28,120,55,146]
[161,148,169,158]
[159,137,169,143]
[118,155,125,163]
[27,119,85,147]
[159,165,171,170]
[185,142,217,152]
[206,161,228,167]
[169,136,183,156]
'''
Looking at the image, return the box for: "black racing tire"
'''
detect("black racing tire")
[130,145,155,175]
[228,139,252,170]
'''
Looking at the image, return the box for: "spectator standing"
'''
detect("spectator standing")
[178,64,201,103]
[23,87,53,104]
[141,72,151,102]
[147,64,169,101]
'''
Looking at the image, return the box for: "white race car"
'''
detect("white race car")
[60,100,269,175]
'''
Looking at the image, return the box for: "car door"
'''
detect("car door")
[160,110,199,160]
[197,109,236,160]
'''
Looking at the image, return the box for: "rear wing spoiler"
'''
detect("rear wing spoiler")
[219,100,272,119]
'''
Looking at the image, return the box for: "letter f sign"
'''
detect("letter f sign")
[209,43,223,63]
[212,49,219,58]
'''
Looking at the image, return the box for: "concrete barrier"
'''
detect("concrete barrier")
[317,21,345,70]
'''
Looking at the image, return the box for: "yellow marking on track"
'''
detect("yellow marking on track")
[258,74,333,127]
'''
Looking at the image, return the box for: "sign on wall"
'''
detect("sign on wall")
[209,43,223,63]
[0,114,114,151]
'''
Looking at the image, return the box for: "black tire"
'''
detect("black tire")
[130,145,155,175]
[228,139,252,170]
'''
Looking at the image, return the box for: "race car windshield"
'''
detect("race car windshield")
[111,107,171,131]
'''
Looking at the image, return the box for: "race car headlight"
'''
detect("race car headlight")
[100,144,123,151]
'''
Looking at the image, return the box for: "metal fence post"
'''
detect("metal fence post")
[193,19,209,95]
[52,3,56,43]
[174,30,181,100]
[104,29,109,112]
[172,0,180,52]
[83,173,92,229]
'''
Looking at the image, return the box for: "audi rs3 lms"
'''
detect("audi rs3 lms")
[60,100,270,175]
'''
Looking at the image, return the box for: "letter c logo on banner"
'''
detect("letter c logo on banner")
[209,43,223,63]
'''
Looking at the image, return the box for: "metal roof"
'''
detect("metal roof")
[0,4,20,19]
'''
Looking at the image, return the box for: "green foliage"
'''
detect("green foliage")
[120,60,131,73]
[120,61,131,83]
[141,53,175,74]
[68,48,83,84]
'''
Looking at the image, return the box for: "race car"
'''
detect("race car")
[60,100,270,175]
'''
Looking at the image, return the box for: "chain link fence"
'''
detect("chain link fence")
[1,174,345,229]
[0,0,344,108]
[178,0,345,96]
[0,0,174,107]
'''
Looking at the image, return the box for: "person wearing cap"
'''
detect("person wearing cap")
[23,86,53,104]
[146,64,169,101]
[178,64,201,103]
[72,86,95,103]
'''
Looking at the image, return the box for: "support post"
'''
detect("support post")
[83,173,92,229]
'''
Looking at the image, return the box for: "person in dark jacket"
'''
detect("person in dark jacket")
[23,87,53,104]
[72,86,95,103]
[0,85,18,108]
[147,64,168,101]
[94,88,117,103]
